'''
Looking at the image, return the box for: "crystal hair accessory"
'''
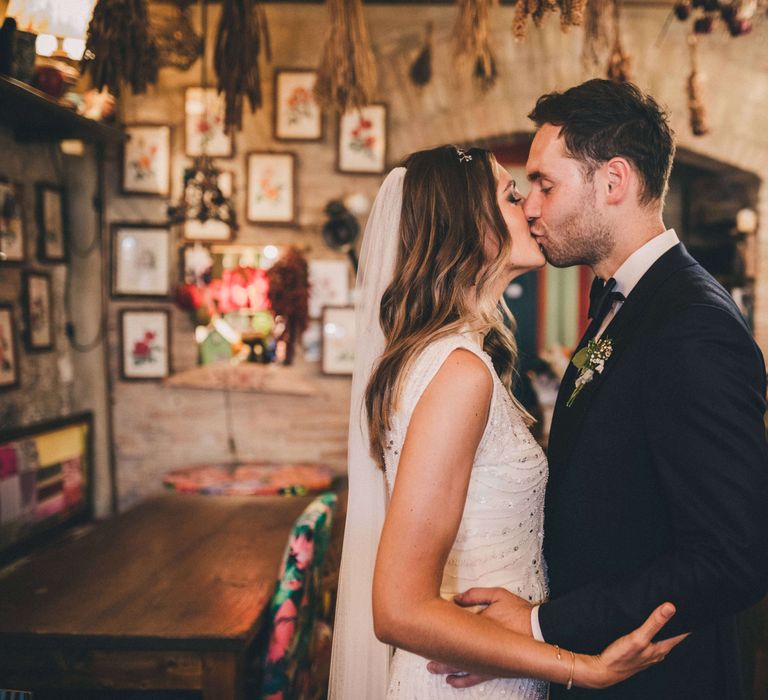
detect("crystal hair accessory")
[455,146,473,163]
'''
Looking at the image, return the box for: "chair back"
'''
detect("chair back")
[259,492,337,700]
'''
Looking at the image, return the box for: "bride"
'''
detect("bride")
[328,145,686,698]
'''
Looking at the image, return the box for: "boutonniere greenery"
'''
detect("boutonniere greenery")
[566,337,613,407]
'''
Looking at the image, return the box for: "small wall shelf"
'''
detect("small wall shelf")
[0,76,124,145]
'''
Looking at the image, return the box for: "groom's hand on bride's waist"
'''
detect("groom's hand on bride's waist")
[425,588,533,687]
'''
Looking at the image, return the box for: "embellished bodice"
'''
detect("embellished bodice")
[383,334,549,605]
[382,334,549,699]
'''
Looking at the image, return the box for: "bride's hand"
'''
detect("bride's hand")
[578,603,689,689]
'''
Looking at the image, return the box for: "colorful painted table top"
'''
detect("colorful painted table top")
[163,461,335,496]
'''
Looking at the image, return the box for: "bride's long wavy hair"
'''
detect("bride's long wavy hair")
[365,145,532,469]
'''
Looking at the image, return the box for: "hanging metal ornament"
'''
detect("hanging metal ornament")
[607,0,632,82]
[409,21,433,87]
[686,34,710,136]
[81,0,158,96]
[455,0,498,90]
[315,0,378,113]
[214,0,270,133]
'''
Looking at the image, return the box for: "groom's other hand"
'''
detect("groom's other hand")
[455,587,534,636]
[426,589,533,687]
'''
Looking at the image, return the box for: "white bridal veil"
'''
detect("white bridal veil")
[328,167,406,699]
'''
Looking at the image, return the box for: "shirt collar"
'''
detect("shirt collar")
[611,229,680,298]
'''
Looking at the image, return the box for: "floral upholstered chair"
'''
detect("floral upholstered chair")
[259,492,338,700]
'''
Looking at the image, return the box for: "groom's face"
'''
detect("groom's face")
[524,124,614,268]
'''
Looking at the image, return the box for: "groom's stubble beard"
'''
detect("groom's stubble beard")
[540,186,615,269]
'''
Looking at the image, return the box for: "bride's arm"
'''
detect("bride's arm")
[372,348,683,688]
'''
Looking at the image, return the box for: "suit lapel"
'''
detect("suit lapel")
[547,244,699,479]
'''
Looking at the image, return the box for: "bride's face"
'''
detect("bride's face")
[494,160,547,276]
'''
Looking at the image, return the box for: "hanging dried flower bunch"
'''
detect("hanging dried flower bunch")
[410,22,433,87]
[455,0,498,89]
[512,0,588,40]
[150,1,201,72]
[582,0,614,70]
[687,34,710,135]
[315,0,378,113]
[607,0,632,82]
[81,0,158,96]
[673,0,757,37]
[266,246,310,365]
[214,0,271,133]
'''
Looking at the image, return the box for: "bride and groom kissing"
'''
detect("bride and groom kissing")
[329,79,768,698]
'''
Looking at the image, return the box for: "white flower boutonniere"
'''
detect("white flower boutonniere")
[566,337,613,407]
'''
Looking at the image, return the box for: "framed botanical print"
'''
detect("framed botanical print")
[0,180,25,264]
[273,69,323,141]
[246,152,297,224]
[183,170,235,242]
[185,87,233,158]
[119,308,171,380]
[0,304,20,391]
[308,259,349,318]
[23,271,53,352]
[337,104,387,174]
[36,182,66,262]
[122,124,171,197]
[111,223,171,299]
[321,305,355,375]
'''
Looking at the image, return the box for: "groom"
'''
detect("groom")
[430,79,768,697]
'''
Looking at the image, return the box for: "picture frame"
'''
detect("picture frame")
[0,179,26,264]
[23,270,53,352]
[337,104,387,174]
[0,304,20,391]
[119,308,172,381]
[185,87,233,158]
[35,182,67,263]
[321,305,355,375]
[308,259,350,318]
[183,170,235,242]
[111,223,171,299]
[121,124,171,197]
[246,152,297,225]
[273,68,323,142]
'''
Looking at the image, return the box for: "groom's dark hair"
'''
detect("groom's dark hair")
[528,79,675,206]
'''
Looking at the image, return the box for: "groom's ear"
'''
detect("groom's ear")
[602,156,633,205]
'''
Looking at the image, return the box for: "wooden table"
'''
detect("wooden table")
[0,492,318,699]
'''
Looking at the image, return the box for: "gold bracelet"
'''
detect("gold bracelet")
[566,650,576,690]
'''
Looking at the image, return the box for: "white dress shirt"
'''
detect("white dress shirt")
[530,228,680,642]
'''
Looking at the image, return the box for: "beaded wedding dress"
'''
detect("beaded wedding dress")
[383,333,549,700]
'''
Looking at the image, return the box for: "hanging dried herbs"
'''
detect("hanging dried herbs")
[513,0,587,40]
[455,0,497,90]
[81,0,158,96]
[582,0,614,70]
[607,0,631,82]
[150,2,201,72]
[214,0,271,133]
[687,34,709,136]
[315,0,378,113]
[409,22,433,87]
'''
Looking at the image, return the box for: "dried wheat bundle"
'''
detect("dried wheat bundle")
[214,0,271,133]
[455,0,498,89]
[687,35,709,135]
[315,0,378,113]
[513,0,587,40]
[81,0,158,96]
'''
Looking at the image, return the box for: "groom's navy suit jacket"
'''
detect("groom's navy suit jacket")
[541,243,768,699]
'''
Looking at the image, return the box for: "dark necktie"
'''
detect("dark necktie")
[587,277,625,332]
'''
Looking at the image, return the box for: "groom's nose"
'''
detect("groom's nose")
[523,193,539,221]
